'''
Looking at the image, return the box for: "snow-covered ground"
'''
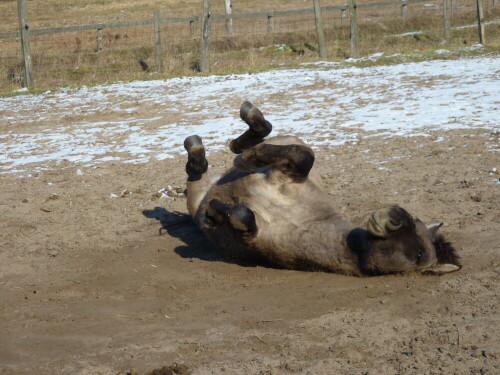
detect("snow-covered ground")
[0,56,498,174]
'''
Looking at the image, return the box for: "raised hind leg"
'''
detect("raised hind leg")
[234,143,315,183]
[230,101,316,184]
[229,101,273,154]
[184,135,210,218]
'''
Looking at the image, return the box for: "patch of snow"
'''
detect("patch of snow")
[1,56,499,174]
[464,44,484,51]
[454,20,500,30]
[345,52,385,63]
[300,61,341,67]
[386,31,424,38]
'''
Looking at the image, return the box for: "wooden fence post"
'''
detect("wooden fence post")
[348,0,359,58]
[312,0,328,58]
[17,0,34,89]
[224,0,234,35]
[341,8,346,25]
[153,10,163,72]
[267,15,275,34]
[190,20,196,39]
[401,1,408,18]
[96,28,103,52]
[476,0,485,44]
[443,0,451,43]
[200,0,211,73]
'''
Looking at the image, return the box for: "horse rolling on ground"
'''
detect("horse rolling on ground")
[182,101,461,276]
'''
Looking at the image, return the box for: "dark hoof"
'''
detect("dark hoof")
[231,102,273,154]
[184,135,203,153]
[207,199,257,235]
[240,101,254,123]
[184,135,208,176]
[240,101,272,136]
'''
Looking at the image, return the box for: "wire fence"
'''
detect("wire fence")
[1,0,498,92]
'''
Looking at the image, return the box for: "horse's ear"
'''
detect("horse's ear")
[427,222,443,238]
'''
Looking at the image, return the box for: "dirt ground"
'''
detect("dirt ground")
[0,118,499,374]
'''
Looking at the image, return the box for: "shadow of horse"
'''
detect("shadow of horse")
[142,207,221,262]
[142,207,271,268]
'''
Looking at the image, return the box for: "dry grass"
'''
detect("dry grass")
[0,0,348,32]
[1,0,499,93]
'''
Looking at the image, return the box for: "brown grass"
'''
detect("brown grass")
[1,0,499,93]
[0,0,350,32]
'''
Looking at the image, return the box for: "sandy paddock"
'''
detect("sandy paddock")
[0,56,499,374]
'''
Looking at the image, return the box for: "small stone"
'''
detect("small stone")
[471,195,481,202]
[47,250,59,257]
[21,199,29,203]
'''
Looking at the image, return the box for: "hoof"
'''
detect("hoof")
[184,135,203,153]
[239,102,272,137]
[231,102,272,154]
[184,135,208,175]
[239,101,254,123]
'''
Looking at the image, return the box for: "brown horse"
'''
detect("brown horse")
[182,102,461,276]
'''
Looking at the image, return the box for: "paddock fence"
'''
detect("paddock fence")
[1,0,498,92]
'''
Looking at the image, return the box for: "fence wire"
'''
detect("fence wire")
[1,0,498,92]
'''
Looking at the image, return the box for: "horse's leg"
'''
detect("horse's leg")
[234,143,315,183]
[229,101,273,154]
[184,135,210,218]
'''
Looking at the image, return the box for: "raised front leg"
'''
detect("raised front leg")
[184,135,208,182]
[234,143,315,183]
[229,101,273,154]
[184,135,210,218]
